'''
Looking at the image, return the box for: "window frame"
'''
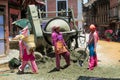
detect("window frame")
[0,5,5,55]
[56,0,68,16]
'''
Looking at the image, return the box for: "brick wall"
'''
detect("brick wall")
[68,0,78,18]
[47,0,78,18]
[47,0,56,17]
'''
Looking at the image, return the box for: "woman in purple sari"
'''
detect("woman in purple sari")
[51,26,70,71]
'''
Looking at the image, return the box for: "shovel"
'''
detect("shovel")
[77,44,88,67]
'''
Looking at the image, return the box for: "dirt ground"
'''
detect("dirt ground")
[0,40,120,80]
[97,40,120,66]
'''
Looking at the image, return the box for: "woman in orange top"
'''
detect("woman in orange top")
[87,24,99,70]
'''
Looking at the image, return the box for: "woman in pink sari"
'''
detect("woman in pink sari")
[17,26,38,74]
[51,26,70,71]
[87,24,99,70]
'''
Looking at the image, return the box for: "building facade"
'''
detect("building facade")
[118,0,120,29]
[84,0,110,33]
[84,0,120,35]
[109,0,118,32]
[9,0,21,37]
[0,0,9,57]
[0,0,83,56]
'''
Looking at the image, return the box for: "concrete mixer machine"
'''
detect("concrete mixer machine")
[27,5,86,54]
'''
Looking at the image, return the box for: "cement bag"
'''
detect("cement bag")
[23,34,36,51]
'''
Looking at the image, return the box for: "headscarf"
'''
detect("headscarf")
[20,26,29,37]
[52,26,56,32]
[89,24,96,31]
[52,26,60,32]
[13,26,29,40]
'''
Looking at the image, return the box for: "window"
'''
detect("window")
[57,1,67,16]
[0,15,5,55]
[0,5,5,55]
[37,4,46,18]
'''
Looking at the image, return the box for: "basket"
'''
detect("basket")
[22,34,36,50]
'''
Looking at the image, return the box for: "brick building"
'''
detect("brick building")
[0,0,83,56]
[42,0,82,29]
